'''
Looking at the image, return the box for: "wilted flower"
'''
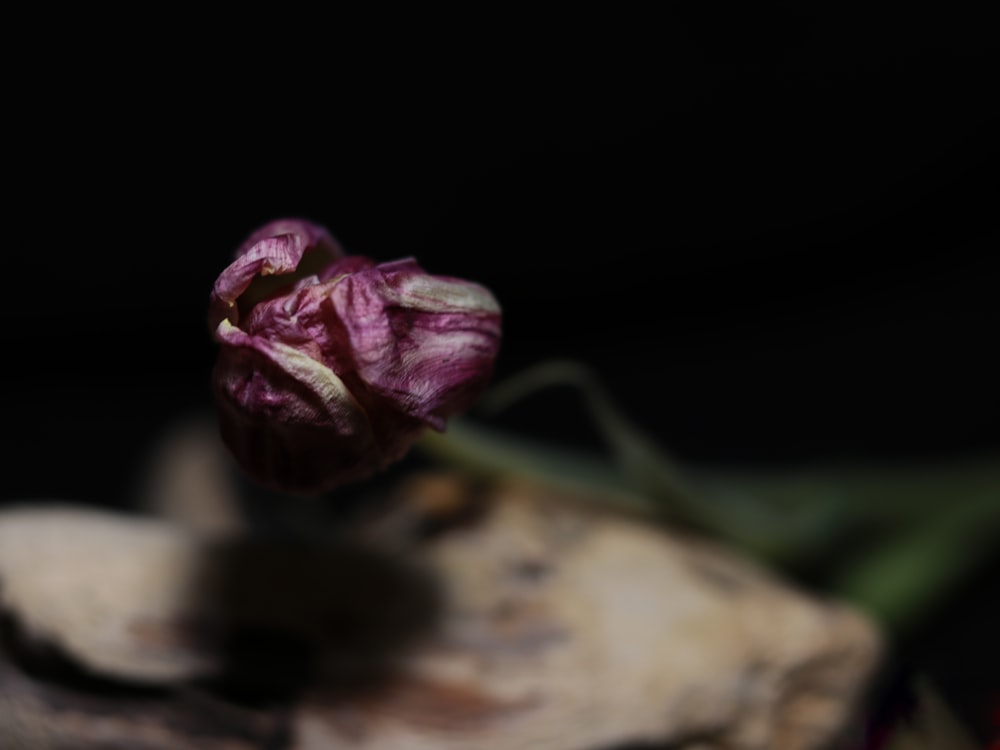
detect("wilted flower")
[209,218,501,493]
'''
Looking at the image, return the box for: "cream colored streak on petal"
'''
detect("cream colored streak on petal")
[394,276,501,313]
[216,319,366,423]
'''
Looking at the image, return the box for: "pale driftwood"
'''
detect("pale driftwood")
[292,474,883,750]
[0,505,220,683]
[0,473,882,749]
[0,505,436,686]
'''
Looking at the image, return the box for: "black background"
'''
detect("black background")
[3,5,998,736]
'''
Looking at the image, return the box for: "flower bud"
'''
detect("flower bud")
[209,219,501,493]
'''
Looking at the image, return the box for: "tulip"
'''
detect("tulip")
[209,219,501,493]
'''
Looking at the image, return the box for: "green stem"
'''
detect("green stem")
[417,421,654,513]
[425,359,1000,630]
[420,419,1000,629]
[419,420,838,562]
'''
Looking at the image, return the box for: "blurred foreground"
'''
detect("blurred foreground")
[1,417,886,750]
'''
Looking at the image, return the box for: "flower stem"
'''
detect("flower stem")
[424,360,1000,632]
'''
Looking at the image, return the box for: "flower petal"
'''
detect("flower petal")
[329,258,502,426]
[212,319,383,492]
[209,219,343,329]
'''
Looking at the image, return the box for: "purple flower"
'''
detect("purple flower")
[209,219,501,493]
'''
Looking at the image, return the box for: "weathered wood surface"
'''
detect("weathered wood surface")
[292,475,882,750]
[0,419,882,749]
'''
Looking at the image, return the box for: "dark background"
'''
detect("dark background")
[3,5,998,737]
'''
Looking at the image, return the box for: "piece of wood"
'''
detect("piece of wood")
[0,505,221,683]
[293,474,883,750]
[0,472,883,749]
